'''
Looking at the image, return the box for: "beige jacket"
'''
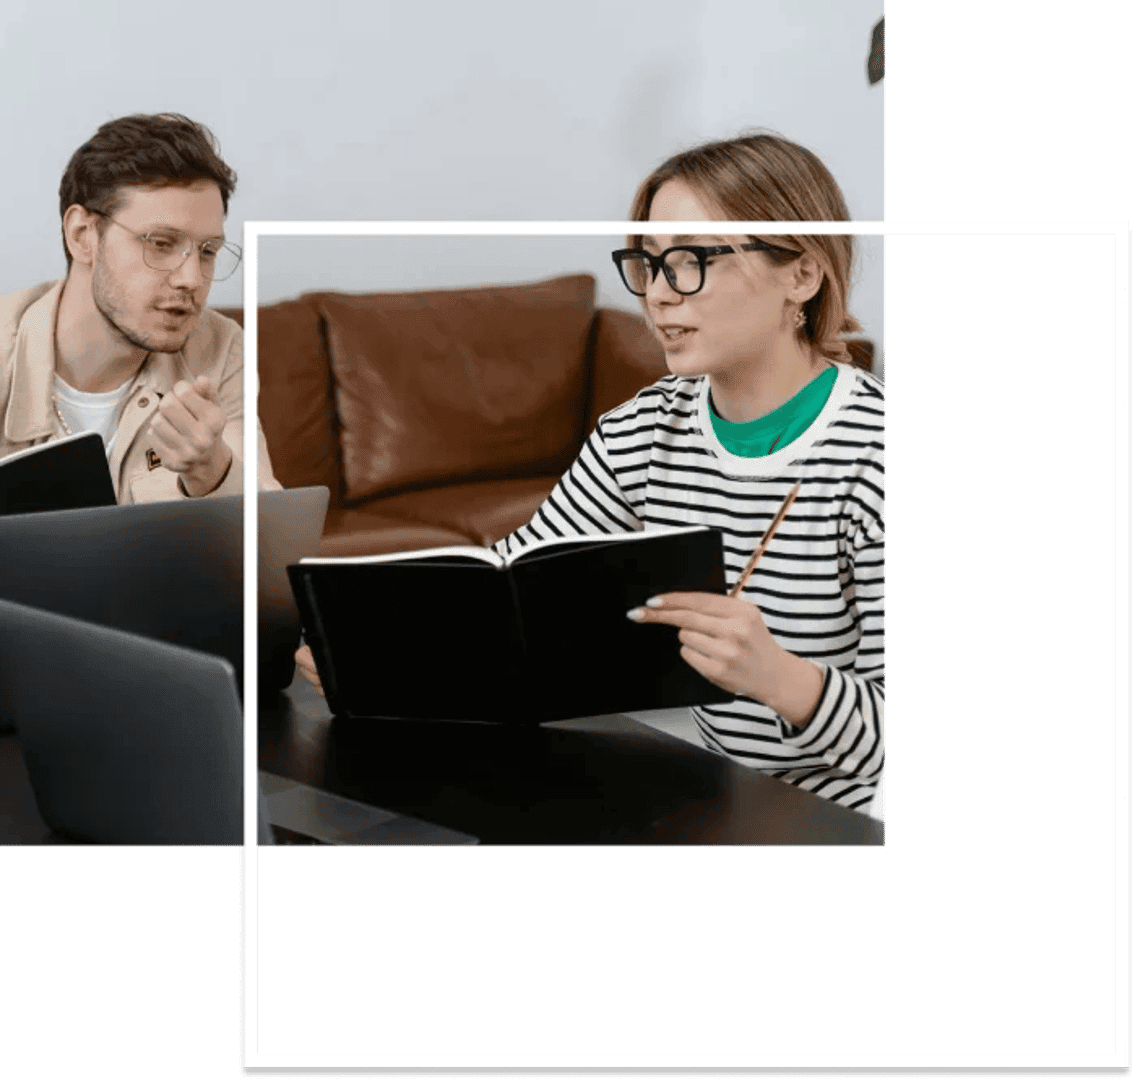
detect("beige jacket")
[0,280,279,503]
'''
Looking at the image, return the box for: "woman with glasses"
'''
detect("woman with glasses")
[501,133,882,812]
[297,133,883,813]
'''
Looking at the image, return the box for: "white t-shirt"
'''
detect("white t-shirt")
[54,375,133,457]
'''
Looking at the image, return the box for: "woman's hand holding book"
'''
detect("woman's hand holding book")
[627,592,824,727]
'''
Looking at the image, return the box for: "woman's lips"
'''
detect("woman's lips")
[656,325,696,348]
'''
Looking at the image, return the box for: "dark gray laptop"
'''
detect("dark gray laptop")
[0,486,329,693]
[0,598,474,846]
[0,598,263,845]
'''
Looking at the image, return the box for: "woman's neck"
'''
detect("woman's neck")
[708,337,827,423]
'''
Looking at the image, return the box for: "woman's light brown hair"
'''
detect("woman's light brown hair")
[628,132,860,363]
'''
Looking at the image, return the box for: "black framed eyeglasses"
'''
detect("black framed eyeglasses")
[611,241,799,297]
[88,209,243,282]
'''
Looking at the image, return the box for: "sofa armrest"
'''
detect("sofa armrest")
[584,308,668,432]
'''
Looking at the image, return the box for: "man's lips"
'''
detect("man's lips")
[155,303,198,317]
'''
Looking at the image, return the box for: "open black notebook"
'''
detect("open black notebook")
[0,432,116,516]
[287,525,735,723]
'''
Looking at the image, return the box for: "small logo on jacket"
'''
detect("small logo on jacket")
[146,449,162,470]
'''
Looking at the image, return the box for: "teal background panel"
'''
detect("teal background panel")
[257,235,1116,1052]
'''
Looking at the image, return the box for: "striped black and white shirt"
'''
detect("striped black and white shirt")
[496,363,884,811]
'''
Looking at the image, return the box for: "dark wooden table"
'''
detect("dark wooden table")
[3,684,883,846]
[259,679,884,845]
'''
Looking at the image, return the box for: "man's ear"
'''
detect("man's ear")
[62,204,100,268]
[788,253,824,305]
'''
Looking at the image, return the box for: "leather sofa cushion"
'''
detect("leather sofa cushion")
[372,475,558,548]
[256,295,342,497]
[319,275,595,505]
[319,511,474,558]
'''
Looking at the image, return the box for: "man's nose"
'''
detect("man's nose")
[167,246,207,290]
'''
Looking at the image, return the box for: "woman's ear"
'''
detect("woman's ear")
[789,253,824,304]
[62,204,99,268]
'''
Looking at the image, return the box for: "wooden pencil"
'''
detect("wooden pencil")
[728,480,802,598]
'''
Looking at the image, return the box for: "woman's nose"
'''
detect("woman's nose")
[645,262,681,305]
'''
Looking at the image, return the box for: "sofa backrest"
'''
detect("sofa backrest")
[317,274,596,505]
[221,277,676,507]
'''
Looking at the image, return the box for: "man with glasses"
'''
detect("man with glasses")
[0,113,278,501]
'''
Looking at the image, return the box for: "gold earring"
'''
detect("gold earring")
[794,306,807,330]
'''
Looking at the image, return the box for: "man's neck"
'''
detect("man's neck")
[54,271,147,393]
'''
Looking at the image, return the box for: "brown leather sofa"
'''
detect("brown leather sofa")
[222,273,874,559]
[221,274,668,557]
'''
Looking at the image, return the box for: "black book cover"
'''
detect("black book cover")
[0,432,116,516]
[288,527,735,723]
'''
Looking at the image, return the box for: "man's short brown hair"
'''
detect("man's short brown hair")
[58,113,237,266]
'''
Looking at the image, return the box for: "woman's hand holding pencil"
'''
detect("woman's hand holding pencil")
[626,481,824,727]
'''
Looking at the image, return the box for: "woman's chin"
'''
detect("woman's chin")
[663,351,711,379]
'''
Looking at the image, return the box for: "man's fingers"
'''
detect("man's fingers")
[170,379,222,425]
[193,375,219,401]
[148,421,189,471]
[152,416,206,462]
[157,394,218,457]
[159,390,202,433]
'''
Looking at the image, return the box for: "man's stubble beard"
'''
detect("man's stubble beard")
[90,254,197,355]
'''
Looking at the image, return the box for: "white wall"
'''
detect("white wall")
[1,0,882,343]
